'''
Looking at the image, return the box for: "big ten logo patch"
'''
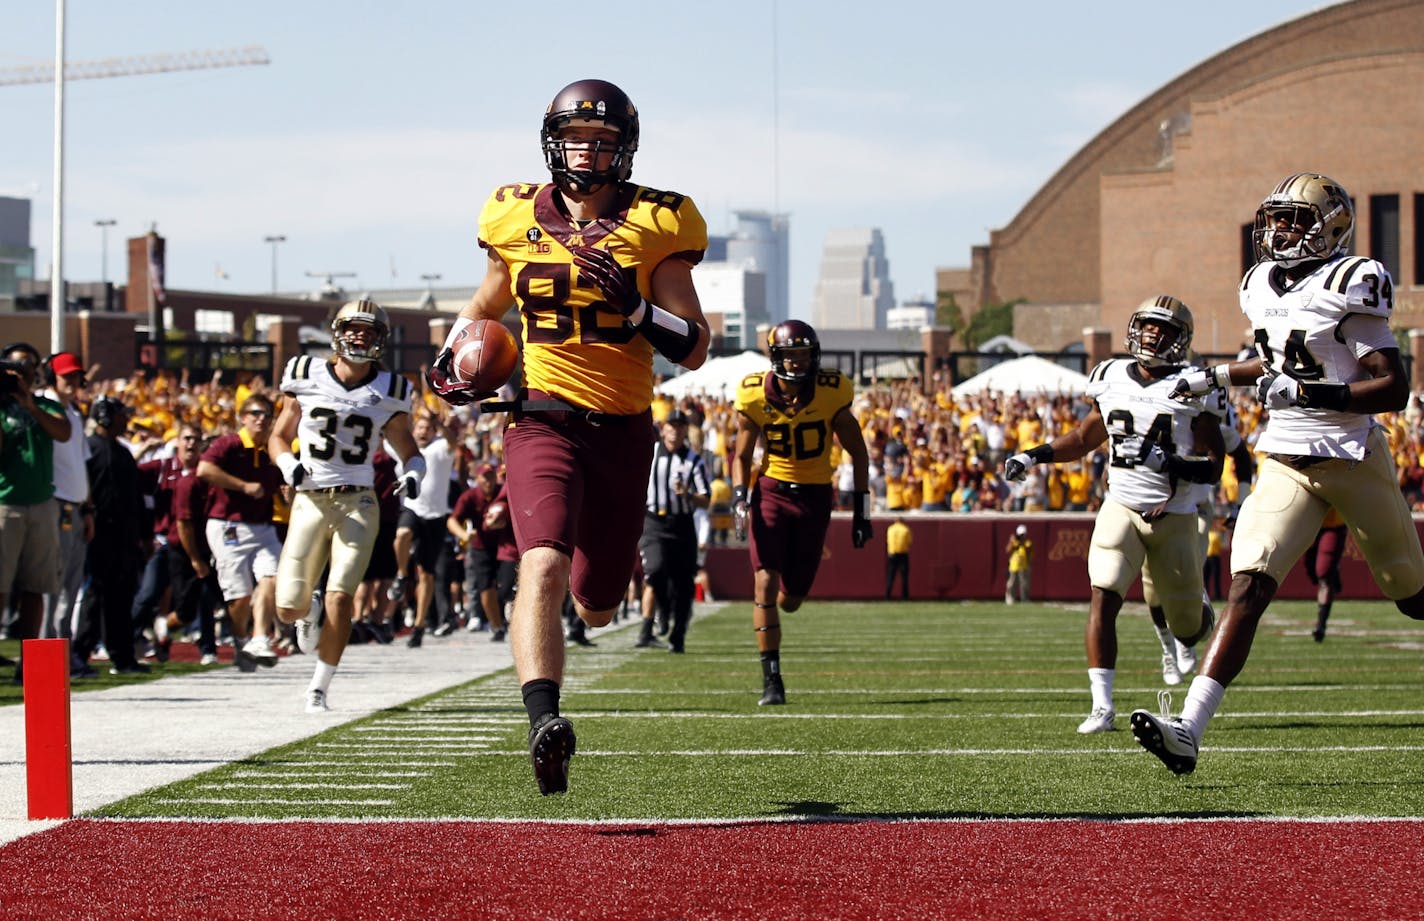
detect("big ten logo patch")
[526,227,551,255]
[1049,529,1091,561]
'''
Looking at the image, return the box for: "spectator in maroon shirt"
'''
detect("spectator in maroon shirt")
[173,449,221,662]
[448,463,508,641]
[196,394,283,670]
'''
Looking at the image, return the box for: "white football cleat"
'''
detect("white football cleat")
[1160,651,1182,686]
[305,688,330,714]
[1076,707,1116,734]
[242,635,278,667]
[1175,638,1197,676]
[296,592,323,655]
[1130,692,1199,775]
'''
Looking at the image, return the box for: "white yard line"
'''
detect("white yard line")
[0,618,639,844]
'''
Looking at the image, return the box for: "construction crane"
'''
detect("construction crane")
[8,35,271,353]
[0,46,270,87]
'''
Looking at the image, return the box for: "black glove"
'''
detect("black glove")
[851,491,873,549]
[572,246,642,318]
[427,348,493,407]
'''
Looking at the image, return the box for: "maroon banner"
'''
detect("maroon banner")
[705,513,1400,603]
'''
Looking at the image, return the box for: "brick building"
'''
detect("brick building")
[952,0,1424,360]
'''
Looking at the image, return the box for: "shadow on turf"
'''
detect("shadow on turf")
[769,800,1262,822]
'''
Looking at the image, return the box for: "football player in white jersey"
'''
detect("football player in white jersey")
[1005,296,1225,733]
[1142,386,1254,685]
[268,300,426,713]
[1134,173,1424,775]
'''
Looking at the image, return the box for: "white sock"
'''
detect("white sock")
[1180,675,1225,741]
[309,660,338,694]
[1087,667,1114,711]
[1154,625,1176,657]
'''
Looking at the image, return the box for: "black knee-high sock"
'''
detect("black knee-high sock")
[522,678,560,728]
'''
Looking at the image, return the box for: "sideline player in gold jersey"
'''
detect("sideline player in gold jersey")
[427,79,711,795]
[732,320,872,705]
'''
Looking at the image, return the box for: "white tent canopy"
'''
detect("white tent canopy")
[950,354,1091,397]
[658,350,770,400]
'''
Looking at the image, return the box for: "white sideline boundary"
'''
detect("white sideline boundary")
[0,614,643,846]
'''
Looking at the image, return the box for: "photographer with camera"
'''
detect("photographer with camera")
[0,342,73,681]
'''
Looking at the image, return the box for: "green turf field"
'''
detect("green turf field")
[99,598,1424,821]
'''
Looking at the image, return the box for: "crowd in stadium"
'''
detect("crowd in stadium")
[33,358,1424,520]
[7,352,1424,679]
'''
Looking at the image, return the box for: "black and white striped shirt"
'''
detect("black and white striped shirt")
[646,443,710,518]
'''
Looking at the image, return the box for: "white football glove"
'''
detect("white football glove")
[394,454,427,500]
[1171,368,1212,401]
[1139,441,1169,473]
[275,452,306,487]
[732,485,749,541]
[1112,435,1145,466]
[1003,452,1035,482]
[394,470,421,500]
[1112,436,1169,472]
[1256,370,1302,409]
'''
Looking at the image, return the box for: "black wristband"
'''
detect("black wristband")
[1026,444,1055,464]
[1299,381,1351,411]
[639,306,702,364]
[733,485,748,503]
[1164,455,1220,484]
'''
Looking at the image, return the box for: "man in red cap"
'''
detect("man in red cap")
[38,352,95,674]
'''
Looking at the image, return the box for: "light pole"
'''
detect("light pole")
[420,272,441,291]
[264,234,286,294]
[94,218,116,284]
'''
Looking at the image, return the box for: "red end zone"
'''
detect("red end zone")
[0,817,1417,919]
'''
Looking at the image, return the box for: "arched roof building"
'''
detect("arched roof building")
[965,0,1424,356]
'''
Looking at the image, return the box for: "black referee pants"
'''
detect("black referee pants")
[639,512,698,649]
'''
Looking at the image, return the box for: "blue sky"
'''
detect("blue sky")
[3,1,1329,316]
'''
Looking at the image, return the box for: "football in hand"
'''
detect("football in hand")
[452,320,519,394]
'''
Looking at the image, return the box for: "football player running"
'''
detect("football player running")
[268,300,424,714]
[731,320,872,706]
[1142,385,1254,686]
[1133,173,1424,775]
[1004,297,1225,734]
[427,79,711,795]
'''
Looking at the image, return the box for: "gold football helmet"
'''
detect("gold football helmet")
[1126,295,1193,369]
[331,299,389,362]
[1251,172,1354,268]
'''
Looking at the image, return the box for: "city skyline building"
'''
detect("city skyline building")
[811,227,896,331]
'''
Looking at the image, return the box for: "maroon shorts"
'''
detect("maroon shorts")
[503,403,654,611]
[749,475,833,597]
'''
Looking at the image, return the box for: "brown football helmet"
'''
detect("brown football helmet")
[540,79,639,195]
[767,319,821,383]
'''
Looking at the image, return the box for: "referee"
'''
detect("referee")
[637,409,710,653]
